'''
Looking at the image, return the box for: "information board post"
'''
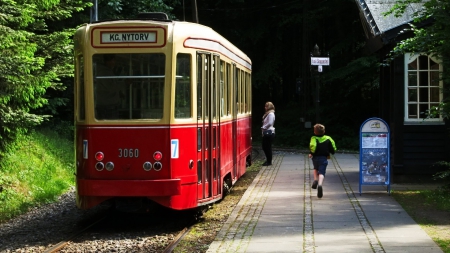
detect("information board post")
[359,117,390,195]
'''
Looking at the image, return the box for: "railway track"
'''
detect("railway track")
[40,204,200,252]
[38,148,262,253]
[43,215,108,253]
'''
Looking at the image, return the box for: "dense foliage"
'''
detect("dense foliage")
[0,0,91,157]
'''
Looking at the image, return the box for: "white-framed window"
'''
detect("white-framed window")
[404,53,443,123]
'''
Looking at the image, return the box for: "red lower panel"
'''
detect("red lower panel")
[77,179,181,196]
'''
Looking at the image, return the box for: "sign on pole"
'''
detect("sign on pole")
[310,57,330,66]
[359,117,390,195]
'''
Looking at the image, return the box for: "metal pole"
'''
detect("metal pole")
[191,0,199,23]
[90,0,98,22]
[313,44,320,124]
[316,71,320,124]
[183,0,186,21]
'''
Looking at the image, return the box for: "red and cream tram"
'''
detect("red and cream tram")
[73,13,252,210]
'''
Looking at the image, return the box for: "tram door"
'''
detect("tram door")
[232,65,238,179]
[197,53,220,201]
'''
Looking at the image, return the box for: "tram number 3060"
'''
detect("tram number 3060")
[118,148,139,158]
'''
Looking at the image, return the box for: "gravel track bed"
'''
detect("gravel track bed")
[0,188,188,253]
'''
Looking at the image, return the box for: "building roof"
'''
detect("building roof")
[355,0,424,40]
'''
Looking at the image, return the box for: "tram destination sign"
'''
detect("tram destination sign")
[310,57,330,66]
[101,32,157,43]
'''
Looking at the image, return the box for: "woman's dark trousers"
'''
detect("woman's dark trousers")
[262,134,274,164]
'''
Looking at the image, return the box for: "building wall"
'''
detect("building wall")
[379,54,450,180]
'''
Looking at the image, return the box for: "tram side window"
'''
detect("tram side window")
[220,60,225,117]
[236,68,241,114]
[78,55,85,120]
[197,54,202,120]
[241,70,245,113]
[93,53,165,120]
[175,54,191,119]
[247,72,252,113]
[226,63,231,116]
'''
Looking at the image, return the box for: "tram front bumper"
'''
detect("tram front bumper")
[77,179,181,196]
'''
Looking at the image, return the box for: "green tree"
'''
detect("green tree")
[0,0,91,156]
[95,0,180,20]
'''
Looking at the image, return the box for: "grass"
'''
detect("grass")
[0,128,74,223]
[393,186,450,253]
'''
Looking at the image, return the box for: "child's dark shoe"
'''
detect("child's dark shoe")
[311,180,318,189]
[317,186,323,198]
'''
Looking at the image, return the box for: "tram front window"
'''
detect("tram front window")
[93,53,165,120]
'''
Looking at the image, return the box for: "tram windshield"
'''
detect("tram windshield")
[93,53,165,120]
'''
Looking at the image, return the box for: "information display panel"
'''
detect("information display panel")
[359,118,390,195]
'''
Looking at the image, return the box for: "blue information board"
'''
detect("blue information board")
[359,117,390,195]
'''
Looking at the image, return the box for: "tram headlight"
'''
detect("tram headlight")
[105,162,114,171]
[153,151,162,161]
[95,152,104,161]
[95,162,104,171]
[153,162,162,171]
[143,162,152,171]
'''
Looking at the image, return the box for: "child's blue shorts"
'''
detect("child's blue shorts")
[312,156,328,176]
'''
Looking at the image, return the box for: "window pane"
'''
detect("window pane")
[408,72,417,86]
[175,53,191,119]
[419,87,429,102]
[197,160,202,183]
[430,87,440,102]
[197,55,202,120]
[418,55,428,70]
[220,61,225,117]
[78,56,85,120]
[226,64,231,115]
[419,71,428,86]
[408,88,417,102]
[204,57,209,120]
[430,71,439,86]
[213,57,217,120]
[408,58,417,70]
[419,104,428,118]
[408,104,417,118]
[93,53,165,120]
[206,127,209,150]
[197,128,201,151]
[430,58,439,70]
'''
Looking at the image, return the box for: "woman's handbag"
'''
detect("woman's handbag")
[263,130,273,137]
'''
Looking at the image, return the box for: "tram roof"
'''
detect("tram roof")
[172,21,252,69]
[85,17,251,69]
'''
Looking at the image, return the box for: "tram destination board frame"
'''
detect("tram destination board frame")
[359,117,390,195]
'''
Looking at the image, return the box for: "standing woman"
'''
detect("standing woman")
[261,102,275,166]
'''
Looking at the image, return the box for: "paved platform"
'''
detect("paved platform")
[207,152,442,253]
